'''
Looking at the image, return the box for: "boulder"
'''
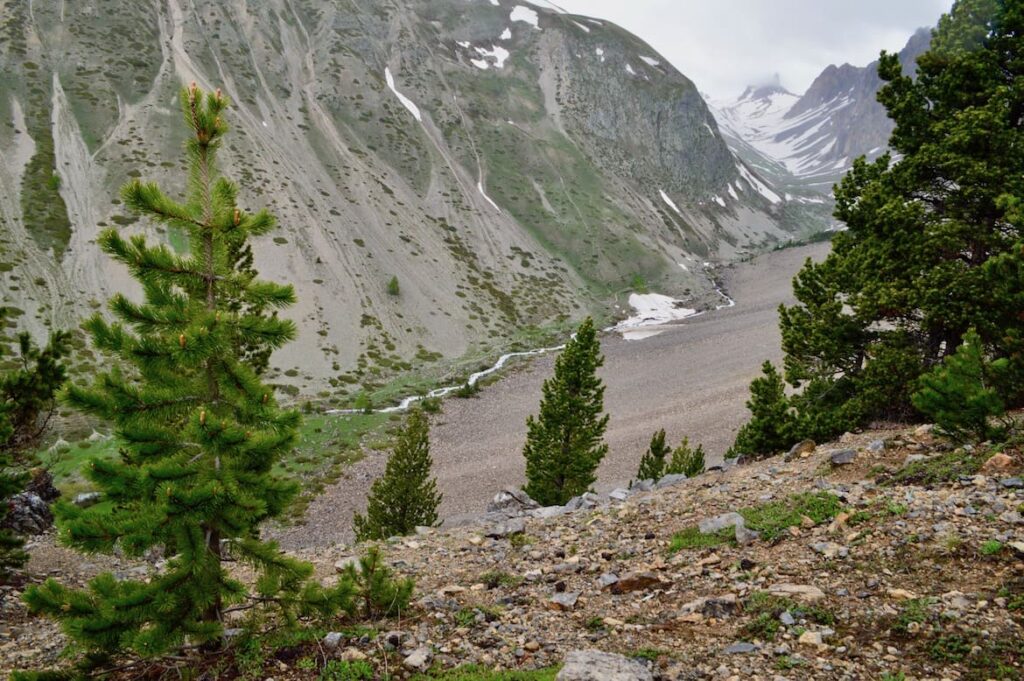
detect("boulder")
[608,488,630,502]
[698,512,745,534]
[734,524,760,545]
[655,473,688,488]
[322,632,343,650]
[768,583,826,603]
[981,453,1015,475]
[724,641,759,654]
[548,591,580,611]
[829,449,857,466]
[556,650,653,681]
[786,439,817,461]
[2,492,53,535]
[487,489,539,516]
[486,517,526,538]
[403,647,432,671]
[73,492,101,508]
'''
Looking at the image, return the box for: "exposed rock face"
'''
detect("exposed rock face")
[0,0,804,389]
[709,28,932,195]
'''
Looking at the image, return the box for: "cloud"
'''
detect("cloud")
[546,0,951,98]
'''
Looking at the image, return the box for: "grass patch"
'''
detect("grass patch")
[892,598,932,636]
[669,492,843,551]
[478,571,523,589]
[884,448,988,486]
[410,665,559,681]
[629,647,671,661]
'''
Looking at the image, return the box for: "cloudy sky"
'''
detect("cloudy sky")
[543,0,952,99]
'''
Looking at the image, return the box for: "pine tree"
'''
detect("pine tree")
[729,362,795,459]
[634,429,669,483]
[912,329,1006,442]
[0,311,69,580]
[666,437,705,477]
[0,398,28,581]
[0,325,70,455]
[746,0,1024,441]
[22,85,351,664]
[523,317,609,506]
[353,409,441,541]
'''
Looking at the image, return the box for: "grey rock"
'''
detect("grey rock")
[1000,477,1023,489]
[222,628,245,641]
[549,591,580,611]
[829,449,857,465]
[3,492,53,535]
[810,541,849,559]
[334,556,359,573]
[779,611,796,626]
[322,632,343,650]
[73,492,102,508]
[487,489,540,516]
[699,512,745,534]
[631,479,655,492]
[655,473,688,488]
[598,573,620,588]
[403,647,432,671]
[556,650,653,681]
[486,517,526,538]
[867,439,886,452]
[608,488,630,502]
[724,641,759,655]
[530,505,568,519]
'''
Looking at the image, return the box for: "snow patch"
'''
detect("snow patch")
[384,67,422,122]
[678,262,689,272]
[659,189,681,216]
[595,47,605,62]
[727,184,738,200]
[468,44,511,69]
[736,163,782,203]
[625,63,636,76]
[571,20,590,33]
[500,27,512,40]
[510,5,539,28]
[713,195,726,207]
[615,293,698,336]
[477,180,501,212]
[639,56,660,67]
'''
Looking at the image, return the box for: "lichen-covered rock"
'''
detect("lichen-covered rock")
[555,650,653,681]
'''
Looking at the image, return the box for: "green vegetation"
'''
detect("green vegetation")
[410,666,559,681]
[354,409,441,541]
[21,86,355,671]
[0,311,69,580]
[523,318,609,506]
[339,547,415,619]
[320,659,374,681]
[635,429,670,482]
[735,0,1024,453]
[667,437,705,477]
[670,492,843,551]
[387,275,401,296]
[883,446,990,486]
[913,330,1007,442]
[891,598,932,636]
[741,591,835,642]
[980,540,1004,556]
[728,362,795,459]
[478,571,523,589]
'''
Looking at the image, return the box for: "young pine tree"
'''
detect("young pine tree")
[354,408,441,541]
[666,437,705,477]
[0,313,70,581]
[0,403,27,581]
[729,361,796,459]
[523,317,609,506]
[912,329,1007,443]
[634,429,669,483]
[23,85,350,663]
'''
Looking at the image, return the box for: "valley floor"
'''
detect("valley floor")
[275,242,831,549]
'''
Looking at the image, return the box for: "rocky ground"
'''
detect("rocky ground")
[3,421,1023,680]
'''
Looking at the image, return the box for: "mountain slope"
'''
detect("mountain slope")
[709,28,932,194]
[0,0,806,397]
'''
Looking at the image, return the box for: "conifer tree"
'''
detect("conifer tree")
[353,409,441,541]
[666,437,705,477]
[736,0,1023,443]
[912,329,1006,442]
[0,311,69,580]
[729,362,795,459]
[634,429,669,483]
[523,317,609,506]
[23,85,351,663]
[0,398,28,581]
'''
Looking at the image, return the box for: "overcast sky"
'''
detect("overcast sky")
[542,0,952,99]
